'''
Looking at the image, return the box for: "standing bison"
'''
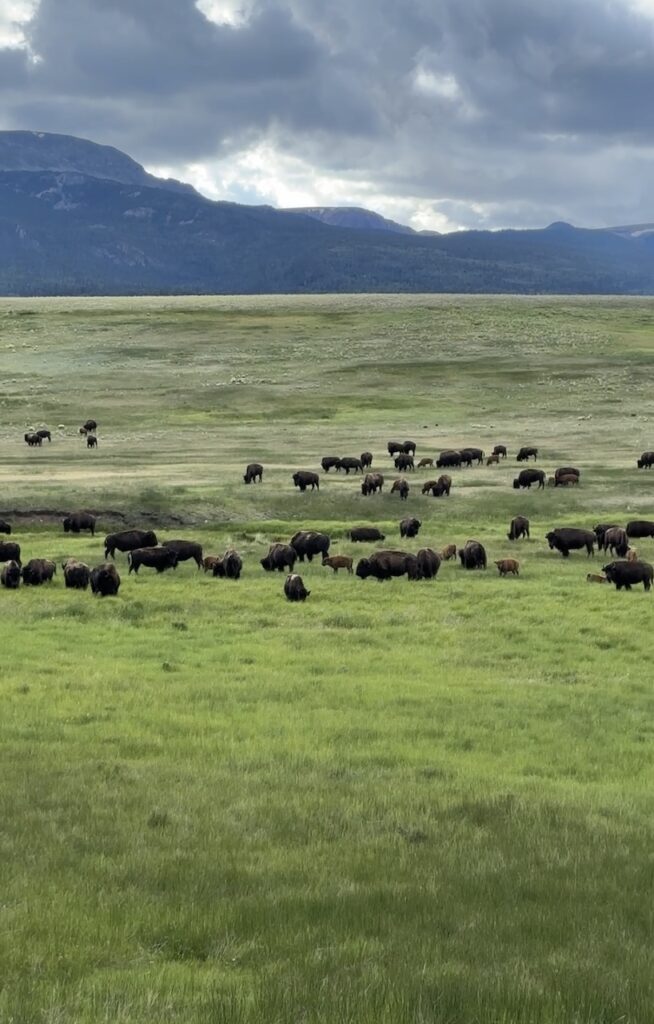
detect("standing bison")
[399,517,421,539]
[546,528,595,557]
[508,516,530,541]
[437,450,461,469]
[292,471,320,492]
[284,573,310,601]
[337,457,364,474]
[460,447,484,465]
[86,434,98,448]
[626,520,654,539]
[459,540,487,570]
[261,543,296,572]
[361,473,384,495]
[162,539,203,568]
[22,558,56,585]
[321,456,340,473]
[290,531,330,562]
[63,512,96,536]
[1,560,21,588]
[213,549,243,579]
[517,447,538,461]
[390,478,409,500]
[637,451,654,469]
[0,541,21,564]
[62,558,91,590]
[513,469,546,489]
[387,441,404,457]
[105,530,157,559]
[602,527,629,558]
[417,548,441,579]
[356,550,421,581]
[24,432,42,447]
[90,563,120,596]
[492,445,508,458]
[360,451,373,469]
[127,547,179,574]
[36,429,51,443]
[602,560,653,591]
[394,454,415,472]
[243,462,263,483]
[0,520,11,534]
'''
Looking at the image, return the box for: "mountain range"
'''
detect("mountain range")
[2,130,654,295]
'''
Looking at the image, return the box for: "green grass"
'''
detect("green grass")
[0,295,653,1023]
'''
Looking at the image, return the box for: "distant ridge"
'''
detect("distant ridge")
[283,206,416,235]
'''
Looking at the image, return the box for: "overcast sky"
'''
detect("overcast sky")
[2,0,654,230]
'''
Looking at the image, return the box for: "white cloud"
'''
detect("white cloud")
[413,68,461,101]
[195,0,253,27]
[0,0,37,49]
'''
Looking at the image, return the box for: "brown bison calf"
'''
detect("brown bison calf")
[486,454,500,465]
[440,543,457,561]
[417,457,434,468]
[495,558,519,576]
[322,555,353,574]
[586,573,608,584]
[626,548,639,562]
[203,555,220,573]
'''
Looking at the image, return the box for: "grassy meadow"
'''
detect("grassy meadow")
[0,294,653,1023]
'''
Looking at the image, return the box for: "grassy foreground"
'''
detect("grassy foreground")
[0,295,653,1023]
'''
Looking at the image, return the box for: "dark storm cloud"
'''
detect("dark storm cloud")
[3,0,654,226]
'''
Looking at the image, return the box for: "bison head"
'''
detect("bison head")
[512,479,520,489]
[260,557,271,571]
[355,559,371,579]
[144,531,158,547]
[545,532,556,549]
[63,518,71,532]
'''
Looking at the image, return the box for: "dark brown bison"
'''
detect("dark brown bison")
[349,527,386,542]
[0,520,11,534]
[435,474,452,496]
[459,540,487,570]
[387,441,404,457]
[394,453,415,472]
[513,469,546,489]
[62,558,91,590]
[361,473,384,495]
[290,530,330,562]
[90,562,120,596]
[36,429,51,442]
[495,558,519,576]
[436,449,461,468]
[284,573,310,601]
[460,447,484,465]
[508,515,530,541]
[322,554,353,574]
[1,560,21,588]
[356,550,421,581]
[127,547,179,574]
[213,549,243,579]
[626,520,654,539]
[402,440,417,455]
[293,471,319,491]
[0,541,21,564]
[337,457,364,474]
[261,543,297,572]
[637,451,654,469]
[546,528,595,557]
[417,548,441,579]
[162,539,203,568]
[555,467,580,483]
[203,555,220,573]
[399,517,421,539]
[390,478,409,500]
[602,560,653,591]
[243,462,263,483]
[602,527,629,557]
[593,523,620,548]
[86,434,98,448]
[321,456,340,472]
[22,558,56,585]
[82,419,98,433]
[553,473,579,487]
[492,445,508,458]
[24,432,42,446]
[105,529,157,559]
[63,511,96,536]
[360,451,373,469]
[517,446,538,461]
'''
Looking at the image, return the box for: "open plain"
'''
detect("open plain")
[1,294,653,1023]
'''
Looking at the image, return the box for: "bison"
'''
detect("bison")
[0,541,21,564]
[513,469,546,489]
[459,540,487,570]
[637,451,654,469]
[627,548,639,562]
[322,555,353,574]
[553,473,579,487]
[546,528,595,557]
[399,517,421,539]
[626,520,654,539]
[290,530,330,562]
[36,429,51,443]
[602,527,629,558]
[63,511,96,536]
[360,451,373,469]
[555,467,580,482]
[261,543,296,572]
[213,549,242,580]
[82,419,98,433]
[440,543,457,561]
[417,457,434,469]
[517,446,538,461]
[602,560,653,591]
[349,527,386,543]
[423,474,451,497]
[593,523,620,549]
[22,558,56,585]
[62,558,91,590]
[356,550,421,581]
[460,447,484,465]
[321,456,341,473]
[436,449,461,468]
[495,558,519,576]
[292,470,319,492]
[402,440,417,455]
[417,548,441,579]
[127,546,179,574]
[243,462,263,483]
[203,555,220,573]
[337,457,364,474]
[284,573,310,601]
[86,434,98,449]
[24,432,42,446]
[508,515,530,541]
[0,520,11,535]
[492,444,508,458]
[587,573,608,584]
[387,441,404,457]
[390,478,409,500]
[90,562,120,596]
[361,473,384,495]
[162,539,203,569]
[1,560,21,588]
[105,529,157,559]
[394,453,415,472]
[486,454,500,466]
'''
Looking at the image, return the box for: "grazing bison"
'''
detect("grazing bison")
[459,540,487,570]
[508,515,530,541]
[203,555,220,573]
[0,520,11,534]
[626,520,654,539]
[356,550,421,581]
[36,429,51,443]
[517,446,538,461]
[1,560,21,588]
[513,469,546,490]
[284,573,310,601]
[440,543,457,561]
[417,457,434,468]
[553,473,579,487]
[86,434,98,449]
[213,549,242,580]
[63,511,96,536]
[162,539,203,568]
[290,530,330,562]
[62,558,91,590]
[82,419,98,433]
[394,454,415,472]
[361,473,384,495]
[423,474,451,497]
[127,547,179,574]
[602,527,629,557]
[24,432,42,447]
[399,517,421,539]
[602,560,653,591]
[349,527,386,543]
[104,529,157,559]
[637,451,654,469]
[90,562,120,597]
[337,457,364,474]
[360,451,373,469]
[321,456,340,473]
[261,543,296,572]
[495,558,519,576]
[390,478,409,500]
[492,445,508,458]
[0,541,21,564]
[437,449,461,468]
[627,547,639,562]
[546,528,595,558]
[243,462,263,484]
[486,454,500,466]
[593,523,620,549]
[22,558,56,585]
[292,470,319,492]
[460,447,484,465]
[555,467,580,482]
[322,554,353,574]
[417,548,441,579]
[587,573,608,584]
